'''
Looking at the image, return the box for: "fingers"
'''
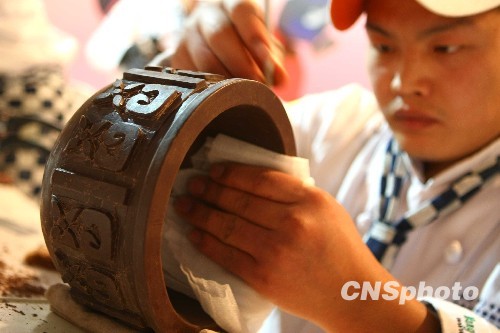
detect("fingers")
[175,163,312,231]
[175,195,271,254]
[195,2,266,81]
[187,228,258,283]
[208,162,310,203]
[173,6,232,76]
[165,40,197,70]
[182,174,286,229]
[170,0,288,85]
[222,0,288,85]
[175,193,286,291]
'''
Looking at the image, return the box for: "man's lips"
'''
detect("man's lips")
[391,109,439,130]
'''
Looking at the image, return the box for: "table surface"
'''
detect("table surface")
[0,184,84,333]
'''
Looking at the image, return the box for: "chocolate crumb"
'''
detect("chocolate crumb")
[24,246,56,271]
[0,172,13,184]
[0,260,46,297]
[11,308,25,315]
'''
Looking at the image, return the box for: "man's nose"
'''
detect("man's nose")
[390,54,431,97]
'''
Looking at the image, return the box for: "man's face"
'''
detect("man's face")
[365,0,500,168]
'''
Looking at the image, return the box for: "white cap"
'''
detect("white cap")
[417,0,500,17]
[330,0,500,30]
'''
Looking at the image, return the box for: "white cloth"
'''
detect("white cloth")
[422,263,500,333]
[162,134,312,333]
[278,84,500,332]
[46,284,139,333]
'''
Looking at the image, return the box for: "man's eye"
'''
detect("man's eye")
[434,45,461,54]
[373,44,393,53]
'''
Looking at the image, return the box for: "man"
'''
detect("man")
[157,0,500,331]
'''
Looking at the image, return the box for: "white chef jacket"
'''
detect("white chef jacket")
[277,84,500,333]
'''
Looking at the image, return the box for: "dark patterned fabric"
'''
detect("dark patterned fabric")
[365,139,500,269]
[474,300,499,328]
[0,66,88,202]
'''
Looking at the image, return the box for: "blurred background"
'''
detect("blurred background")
[43,0,371,101]
[0,0,371,201]
[0,3,372,328]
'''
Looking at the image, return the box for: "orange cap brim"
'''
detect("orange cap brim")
[330,0,364,30]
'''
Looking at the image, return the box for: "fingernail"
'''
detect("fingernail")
[254,42,274,82]
[264,58,274,85]
[269,38,285,68]
[255,41,271,66]
[255,39,286,85]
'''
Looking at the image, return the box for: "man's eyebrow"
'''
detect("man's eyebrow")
[365,22,392,37]
[419,18,475,37]
[365,18,475,39]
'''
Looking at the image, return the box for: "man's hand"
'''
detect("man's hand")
[153,0,287,85]
[174,162,441,332]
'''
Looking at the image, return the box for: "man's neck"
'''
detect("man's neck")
[422,160,459,181]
